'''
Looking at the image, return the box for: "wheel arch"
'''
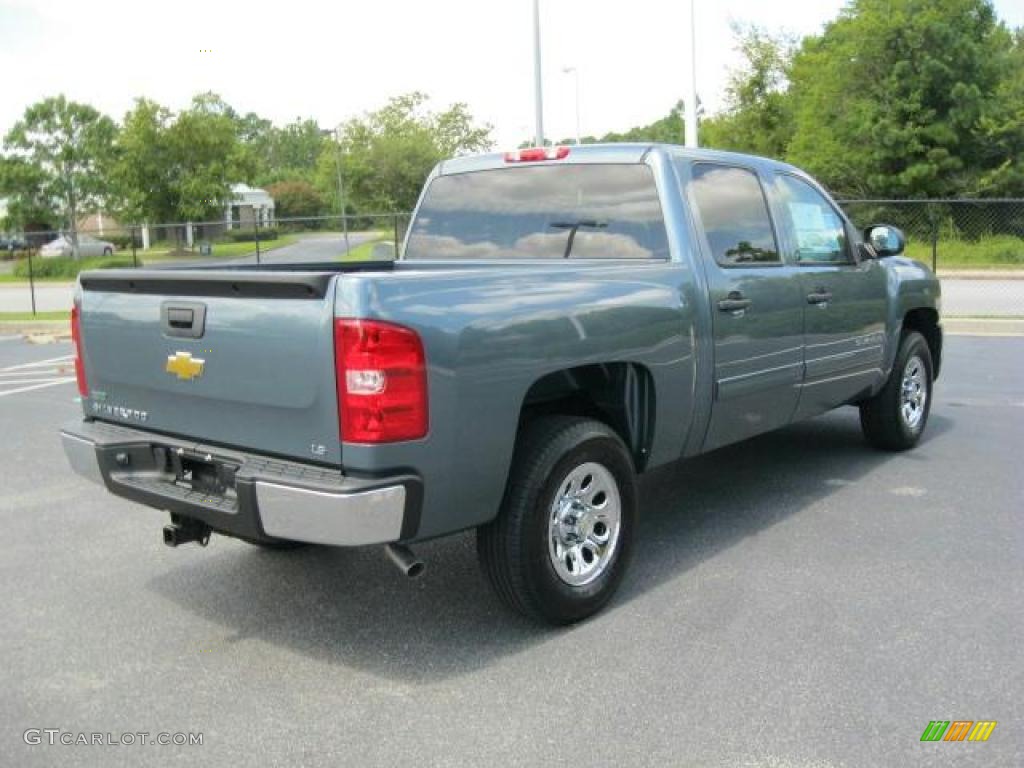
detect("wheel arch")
[902,307,942,379]
[516,362,656,473]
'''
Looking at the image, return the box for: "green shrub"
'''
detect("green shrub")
[224,227,279,243]
[13,255,139,279]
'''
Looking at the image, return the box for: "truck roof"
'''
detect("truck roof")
[437,143,802,176]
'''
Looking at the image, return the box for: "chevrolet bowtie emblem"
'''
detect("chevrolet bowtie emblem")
[166,351,205,381]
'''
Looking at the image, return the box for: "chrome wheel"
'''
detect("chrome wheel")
[547,461,622,587]
[900,355,927,430]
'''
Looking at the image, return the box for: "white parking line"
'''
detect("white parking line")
[0,355,77,398]
[0,377,71,386]
[0,367,74,377]
[1,354,74,372]
[0,377,76,398]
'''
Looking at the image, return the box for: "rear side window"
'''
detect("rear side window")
[404,164,669,260]
[689,164,780,266]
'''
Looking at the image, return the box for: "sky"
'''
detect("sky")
[1,0,1022,149]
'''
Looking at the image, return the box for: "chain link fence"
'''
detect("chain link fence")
[3,200,1023,318]
[836,199,1024,273]
[1,212,412,316]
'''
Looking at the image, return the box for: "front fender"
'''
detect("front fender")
[881,256,942,376]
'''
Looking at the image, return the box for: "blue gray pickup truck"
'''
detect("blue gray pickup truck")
[61,144,941,624]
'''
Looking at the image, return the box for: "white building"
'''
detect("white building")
[225,184,275,230]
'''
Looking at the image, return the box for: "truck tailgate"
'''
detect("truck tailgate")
[77,270,342,465]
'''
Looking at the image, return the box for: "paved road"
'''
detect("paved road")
[1,335,1021,767]
[941,278,1023,316]
[168,231,381,269]
[0,233,381,313]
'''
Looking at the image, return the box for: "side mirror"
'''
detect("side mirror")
[864,224,905,257]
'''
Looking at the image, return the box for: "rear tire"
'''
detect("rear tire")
[477,416,637,625]
[859,330,933,451]
[102,247,113,257]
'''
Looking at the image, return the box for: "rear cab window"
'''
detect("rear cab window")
[404,164,670,260]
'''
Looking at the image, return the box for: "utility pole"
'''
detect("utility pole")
[684,0,699,148]
[533,0,545,146]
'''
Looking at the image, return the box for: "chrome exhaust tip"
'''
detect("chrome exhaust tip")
[385,543,425,579]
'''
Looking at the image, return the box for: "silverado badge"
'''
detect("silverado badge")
[166,351,205,381]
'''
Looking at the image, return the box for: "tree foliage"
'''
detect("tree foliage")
[320,92,492,213]
[1,95,116,239]
[112,93,253,223]
[786,0,1017,198]
[265,179,324,219]
[700,25,795,159]
[612,0,1022,199]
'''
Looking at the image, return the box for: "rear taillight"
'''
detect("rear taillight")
[70,304,88,396]
[334,319,428,443]
[504,146,570,162]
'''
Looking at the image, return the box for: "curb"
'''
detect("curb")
[0,320,68,338]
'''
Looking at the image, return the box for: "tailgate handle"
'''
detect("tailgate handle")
[161,301,206,339]
[167,308,194,328]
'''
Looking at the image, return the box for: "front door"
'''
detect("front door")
[769,174,889,419]
[686,163,806,452]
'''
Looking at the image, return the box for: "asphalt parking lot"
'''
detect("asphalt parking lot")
[1,333,1021,767]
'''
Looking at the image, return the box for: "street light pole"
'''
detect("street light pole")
[684,0,699,148]
[322,127,351,253]
[333,131,351,254]
[532,0,545,146]
[563,66,581,145]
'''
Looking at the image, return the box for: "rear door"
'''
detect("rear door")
[770,174,888,419]
[684,162,805,452]
[77,270,343,465]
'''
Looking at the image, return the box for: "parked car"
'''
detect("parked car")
[60,144,942,624]
[0,234,28,252]
[40,234,115,259]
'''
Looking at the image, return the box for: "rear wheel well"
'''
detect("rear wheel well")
[902,308,941,379]
[517,363,655,472]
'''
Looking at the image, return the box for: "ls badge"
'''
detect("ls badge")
[166,351,205,381]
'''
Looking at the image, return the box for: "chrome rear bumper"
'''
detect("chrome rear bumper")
[60,420,419,546]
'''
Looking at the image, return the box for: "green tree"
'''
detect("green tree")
[265,179,325,218]
[321,92,492,213]
[600,101,686,144]
[2,95,116,253]
[110,98,177,223]
[975,28,1024,195]
[0,154,60,231]
[113,93,251,224]
[786,0,1016,197]
[169,94,251,221]
[701,25,795,158]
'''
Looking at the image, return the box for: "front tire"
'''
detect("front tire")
[859,330,933,451]
[102,247,113,257]
[477,416,637,625]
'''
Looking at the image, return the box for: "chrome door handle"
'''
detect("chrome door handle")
[807,289,832,305]
[718,292,752,312]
